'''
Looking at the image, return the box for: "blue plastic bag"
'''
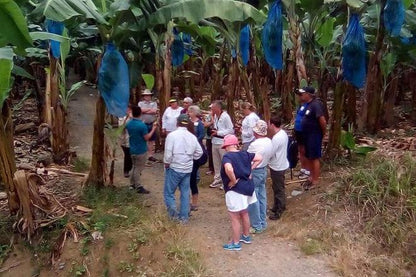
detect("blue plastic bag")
[182,33,193,56]
[98,43,130,117]
[46,20,64,58]
[384,0,405,37]
[172,29,185,66]
[342,14,366,89]
[262,0,283,70]
[240,25,250,66]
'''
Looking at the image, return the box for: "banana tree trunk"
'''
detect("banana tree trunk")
[86,95,106,187]
[46,56,69,163]
[282,50,294,122]
[382,73,399,127]
[159,32,173,117]
[359,0,386,134]
[411,71,416,123]
[212,45,227,100]
[327,81,347,157]
[227,58,238,122]
[288,3,307,84]
[0,102,19,214]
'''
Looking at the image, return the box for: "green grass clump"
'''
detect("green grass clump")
[163,241,206,277]
[337,154,416,268]
[72,157,90,172]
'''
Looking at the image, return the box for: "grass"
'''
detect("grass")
[163,241,207,277]
[72,157,90,173]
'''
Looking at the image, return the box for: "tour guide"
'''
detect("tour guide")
[163,114,203,222]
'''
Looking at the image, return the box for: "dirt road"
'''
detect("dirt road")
[67,86,335,277]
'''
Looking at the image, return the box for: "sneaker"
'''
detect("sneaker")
[223,242,241,251]
[249,227,263,234]
[190,205,198,211]
[239,235,252,244]
[129,185,136,190]
[219,185,224,190]
[298,172,310,179]
[269,213,282,220]
[136,186,150,194]
[124,172,130,178]
[209,180,221,188]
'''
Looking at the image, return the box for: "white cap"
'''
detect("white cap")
[183,97,193,104]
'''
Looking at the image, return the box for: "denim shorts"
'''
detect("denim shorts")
[145,123,157,141]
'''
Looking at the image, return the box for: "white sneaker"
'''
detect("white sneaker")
[219,184,224,190]
[209,180,221,188]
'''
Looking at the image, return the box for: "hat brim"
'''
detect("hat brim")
[169,100,178,103]
[142,93,153,96]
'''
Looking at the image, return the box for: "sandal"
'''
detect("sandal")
[302,180,318,191]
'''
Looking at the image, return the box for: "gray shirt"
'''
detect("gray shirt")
[138,100,157,124]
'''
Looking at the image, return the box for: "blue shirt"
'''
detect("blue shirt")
[301,99,325,135]
[126,118,148,155]
[294,103,309,132]
[193,120,205,143]
[221,151,255,196]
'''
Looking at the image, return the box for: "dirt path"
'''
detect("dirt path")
[67,85,335,277]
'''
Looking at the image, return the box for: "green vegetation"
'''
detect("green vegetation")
[72,157,90,173]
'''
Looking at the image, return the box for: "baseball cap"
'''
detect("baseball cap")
[296,86,315,95]
[252,120,268,136]
[177,114,190,125]
[222,134,239,149]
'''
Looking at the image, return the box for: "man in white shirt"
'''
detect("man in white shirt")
[240,102,260,151]
[208,100,234,189]
[268,115,289,220]
[164,114,203,222]
[247,120,273,233]
[162,98,183,136]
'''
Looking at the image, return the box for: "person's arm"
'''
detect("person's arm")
[163,134,173,167]
[224,163,239,188]
[144,123,157,141]
[319,116,327,136]
[141,102,158,114]
[196,121,205,141]
[161,108,168,133]
[216,114,234,137]
[193,139,203,160]
[251,153,263,170]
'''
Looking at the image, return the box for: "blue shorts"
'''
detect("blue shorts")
[294,131,305,145]
[145,123,157,141]
[304,133,322,159]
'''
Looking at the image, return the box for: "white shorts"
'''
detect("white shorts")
[225,190,257,212]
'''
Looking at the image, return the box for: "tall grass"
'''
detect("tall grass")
[337,154,416,266]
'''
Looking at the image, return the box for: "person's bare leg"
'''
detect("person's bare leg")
[240,210,250,236]
[310,158,320,185]
[147,141,155,158]
[298,145,309,171]
[229,211,241,243]
[191,194,198,207]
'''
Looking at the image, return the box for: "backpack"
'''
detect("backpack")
[287,136,298,169]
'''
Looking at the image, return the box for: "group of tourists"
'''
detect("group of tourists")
[118,86,326,251]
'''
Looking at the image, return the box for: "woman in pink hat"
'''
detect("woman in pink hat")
[220,134,262,251]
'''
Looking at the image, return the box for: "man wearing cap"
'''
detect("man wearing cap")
[297,86,327,190]
[138,89,159,163]
[163,114,203,222]
[126,106,158,194]
[247,120,273,232]
[208,100,234,189]
[162,98,183,136]
[180,97,193,114]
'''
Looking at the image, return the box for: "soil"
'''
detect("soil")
[1,82,335,276]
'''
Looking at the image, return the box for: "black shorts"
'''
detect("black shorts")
[294,131,305,145]
[304,133,323,159]
[145,123,157,141]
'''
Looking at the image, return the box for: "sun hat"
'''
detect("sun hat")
[222,134,239,149]
[177,114,190,125]
[142,89,153,95]
[183,97,193,103]
[169,98,178,103]
[296,86,315,95]
[252,120,268,136]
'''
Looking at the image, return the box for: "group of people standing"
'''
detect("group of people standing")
[119,86,326,251]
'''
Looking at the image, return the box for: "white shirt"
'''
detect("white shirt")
[269,129,289,171]
[241,112,260,143]
[162,106,183,132]
[212,111,234,145]
[164,127,203,173]
[247,137,273,168]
